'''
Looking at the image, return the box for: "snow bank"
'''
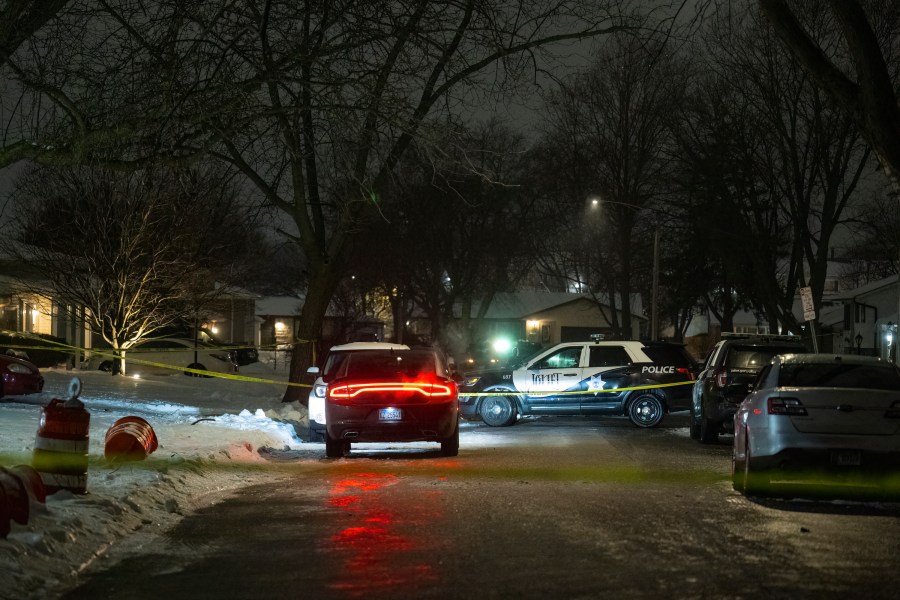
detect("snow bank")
[0,365,312,599]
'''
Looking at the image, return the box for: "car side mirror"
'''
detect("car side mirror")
[307,366,320,375]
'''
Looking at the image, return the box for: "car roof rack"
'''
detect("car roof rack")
[721,333,802,342]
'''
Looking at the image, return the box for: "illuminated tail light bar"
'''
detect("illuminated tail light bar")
[767,397,807,416]
[329,382,455,399]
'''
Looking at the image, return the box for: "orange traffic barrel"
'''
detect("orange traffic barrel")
[104,416,158,462]
[32,398,91,495]
[9,464,47,504]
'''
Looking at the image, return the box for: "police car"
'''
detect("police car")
[458,337,698,428]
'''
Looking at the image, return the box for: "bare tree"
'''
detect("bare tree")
[0,1,70,63]
[704,3,871,333]
[2,1,698,402]
[534,32,688,339]
[2,164,259,374]
[758,0,900,193]
[358,120,535,360]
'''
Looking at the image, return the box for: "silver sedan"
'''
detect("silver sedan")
[732,353,900,496]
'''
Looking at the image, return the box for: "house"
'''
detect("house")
[824,274,900,362]
[463,291,646,346]
[256,296,386,349]
[675,271,900,364]
[0,269,259,359]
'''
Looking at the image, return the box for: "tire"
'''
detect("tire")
[308,426,326,443]
[185,362,210,377]
[689,407,701,440]
[440,420,460,457]
[732,436,747,492]
[627,392,665,428]
[699,413,719,444]
[742,445,770,495]
[325,432,346,458]
[479,394,518,427]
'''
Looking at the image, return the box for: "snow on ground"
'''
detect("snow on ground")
[0,352,312,599]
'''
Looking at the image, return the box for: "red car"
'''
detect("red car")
[324,347,459,458]
[0,354,44,397]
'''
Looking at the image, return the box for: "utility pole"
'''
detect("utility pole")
[651,226,659,341]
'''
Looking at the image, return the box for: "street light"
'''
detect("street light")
[587,196,660,341]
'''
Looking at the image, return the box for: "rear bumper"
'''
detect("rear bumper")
[326,401,458,442]
[750,421,900,474]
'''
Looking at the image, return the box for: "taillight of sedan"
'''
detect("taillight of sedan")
[715,368,728,388]
[328,380,457,403]
[767,397,808,416]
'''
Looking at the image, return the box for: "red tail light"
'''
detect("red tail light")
[676,367,694,380]
[767,397,807,416]
[329,381,455,399]
[715,368,727,388]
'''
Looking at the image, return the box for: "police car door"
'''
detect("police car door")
[513,345,585,414]
[580,345,635,414]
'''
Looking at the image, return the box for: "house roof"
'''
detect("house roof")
[829,274,899,301]
[256,296,303,316]
[470,291,646,321]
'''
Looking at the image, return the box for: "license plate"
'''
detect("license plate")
[831,450,862,467]
[379,407,402,421]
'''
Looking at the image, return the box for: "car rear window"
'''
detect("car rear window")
[338,351,438,379]
[727,346,804,369]
[322,352,352,379]
[778,363,900,390]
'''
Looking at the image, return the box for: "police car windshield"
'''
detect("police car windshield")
[508,347,545,369]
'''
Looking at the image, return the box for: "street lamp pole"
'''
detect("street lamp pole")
[588,196,660,340]
[651,226,659,341]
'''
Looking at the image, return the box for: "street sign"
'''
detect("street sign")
[800,286,815,322]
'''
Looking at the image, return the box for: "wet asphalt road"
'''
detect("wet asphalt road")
[62,414,900,599]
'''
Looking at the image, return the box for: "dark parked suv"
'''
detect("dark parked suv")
[691,333,807,444]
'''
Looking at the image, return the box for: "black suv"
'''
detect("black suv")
[459,338,698,428]
[691,333,807,443]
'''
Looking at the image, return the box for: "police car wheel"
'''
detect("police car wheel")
[479,395,517,427]
[627,393,664,428]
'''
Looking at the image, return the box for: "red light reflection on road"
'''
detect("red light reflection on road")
[326,472,442,596]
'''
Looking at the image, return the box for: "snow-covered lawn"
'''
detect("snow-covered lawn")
[0,353,311,599]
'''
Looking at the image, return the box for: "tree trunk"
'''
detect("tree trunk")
[281,265,343,404]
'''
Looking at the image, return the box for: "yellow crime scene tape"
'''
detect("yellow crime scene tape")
[1,340,313,388]
[3,339,694,395]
